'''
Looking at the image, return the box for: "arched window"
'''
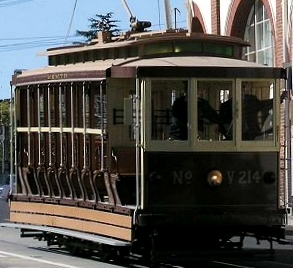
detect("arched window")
[244,0,274,66]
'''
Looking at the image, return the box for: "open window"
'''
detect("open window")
[240,80,275,141]
[151,79,188,141]
[197,81,233,141]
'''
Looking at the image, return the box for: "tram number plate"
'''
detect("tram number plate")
[227,170,261,184]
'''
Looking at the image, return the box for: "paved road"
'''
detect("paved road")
[0,224,121,268]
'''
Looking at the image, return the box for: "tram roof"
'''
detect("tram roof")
[12,55,285,86]
[42,30,249,56]
[117,56,285,79]
[12,30,286,86]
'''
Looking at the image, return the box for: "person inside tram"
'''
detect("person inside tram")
[169,93,226,140]
[169,94,188,140]
[219,90,288,140]
[169,87,288,141]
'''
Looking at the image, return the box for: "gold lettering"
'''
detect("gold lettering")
[47,73,68,80]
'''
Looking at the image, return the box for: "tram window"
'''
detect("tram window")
[60,90,66,127]
[204,43,233,57]
[17,89,27,127]
[39,91,45,127]
[241,81,274,141]
[85,92,90,128]
[55,55,61,66]
[174,41,202,53]
[145,42,173,56]
[72,84,83,128]
[49,87,57,127]
[93,92,107,130]
[39,132,46,165]
[129,46,138,58]
[151,80,187,140]
[197,81,233,141]
[29,87,38,127]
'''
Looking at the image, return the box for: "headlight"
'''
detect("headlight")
[207,170,223,186]
[263,171,276,184]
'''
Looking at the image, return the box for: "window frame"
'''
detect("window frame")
[143,78,280,152]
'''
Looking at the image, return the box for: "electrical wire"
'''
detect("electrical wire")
[0,36,83,52]
[0,0,36,8]
[0,0,186,52]
[64,0,78,45]
[0,0,80,50]
[157,0,161,30]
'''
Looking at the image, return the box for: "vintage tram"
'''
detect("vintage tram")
[3,28,289,261]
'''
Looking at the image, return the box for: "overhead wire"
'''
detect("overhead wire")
[0,36,83,52]
[0,0,36,8]
[0,0,186,52]
[0,0,82,52]
[64,0,78,45]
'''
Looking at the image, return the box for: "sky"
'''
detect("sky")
[0,0,187,100]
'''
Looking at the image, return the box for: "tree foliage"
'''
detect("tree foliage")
[76,12,120,42]
[0,101,10,126]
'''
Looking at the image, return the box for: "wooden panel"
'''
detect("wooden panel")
[10,212,54,226]
[10,212,132,241]
[111,147,136,175]
[10,201,132,228]
[54,217,132,241]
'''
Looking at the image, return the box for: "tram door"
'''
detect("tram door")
[106,78,137,205]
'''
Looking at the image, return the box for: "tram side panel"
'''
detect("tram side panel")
[10,81,136,244]
[13,82,107,200]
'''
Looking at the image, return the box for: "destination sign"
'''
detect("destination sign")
[47,73,68,80]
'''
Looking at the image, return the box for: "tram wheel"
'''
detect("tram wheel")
[67,245,81,256]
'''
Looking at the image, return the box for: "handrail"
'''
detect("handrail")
[47,166,62,198]
[37,165,51,197]
[69,167,84,200]
[58,166,73,199]
[81,168,96,202]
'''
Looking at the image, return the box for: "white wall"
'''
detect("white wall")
[220,0,232,35]
[192,0,212,33]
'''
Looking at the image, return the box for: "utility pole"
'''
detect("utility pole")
[164,0,172,29]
